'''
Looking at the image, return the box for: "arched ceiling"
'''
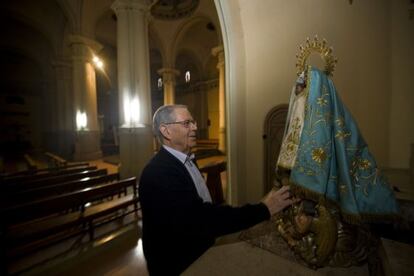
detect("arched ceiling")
[175,49,202,85]
[0,16,55,88]
[95,10,117,48]
[0,49,44,96]
[2,0,222,92]
[81,0,114,37]
[150,0,200,20]
[174,17,218,69]
[3,0,67,56]
[93,0,221,80]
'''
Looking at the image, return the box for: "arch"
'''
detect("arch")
[1,11,61,58]
[175,48,203,84]
[84,0,115,38]
[0,18,55,81]
[94,9,117,48]
[0,47,47,94]
[56,0,79,33]
[149,25,167,66]
[213,0,246,204]
[170,15,219,68]
[149,49,164,115]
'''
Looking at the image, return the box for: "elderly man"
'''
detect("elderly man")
[139,104,295,275]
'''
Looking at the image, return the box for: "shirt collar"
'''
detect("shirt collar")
[163,145,193,164]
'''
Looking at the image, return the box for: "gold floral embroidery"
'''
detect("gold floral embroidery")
[283,118,302,155]
[351,158,372,171]
[322,85,328,95]
[339,184,347,195]
[317,97,328,106]
[335,117,345,127]
[312,148,327,164]
[335,130,351,140]
[358,159,371,170]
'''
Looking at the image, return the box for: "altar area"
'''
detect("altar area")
[184,237,414,276]
[184,241,368,276]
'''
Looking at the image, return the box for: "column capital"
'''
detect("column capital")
[68,35,103,61]
[212,45,224,67]
[212,45,224,57]
[111,0,151,14]
[157,68,180,80]
[68,35,103,52]
[158,68,180,84]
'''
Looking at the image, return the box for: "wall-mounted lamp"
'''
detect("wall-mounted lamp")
[92,56,104,70]
[185,70,191,83]
[123,95,142,127]
[76,111,88,130]
[157,77,163,89]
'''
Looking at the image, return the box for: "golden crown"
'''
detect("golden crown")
[295,36,338,76]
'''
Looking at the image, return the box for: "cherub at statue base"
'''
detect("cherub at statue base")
[240,203,383,276]
[275,199,379,269]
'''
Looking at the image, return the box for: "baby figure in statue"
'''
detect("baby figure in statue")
[274,65,400,270]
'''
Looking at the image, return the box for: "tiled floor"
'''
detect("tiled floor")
[8,214,148,276]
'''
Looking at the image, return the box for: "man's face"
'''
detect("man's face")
[163,108,197,153]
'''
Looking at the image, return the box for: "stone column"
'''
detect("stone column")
[212,46,226,153]
[69,35,103,161]
[197,87,209,139]
[52,58,74,159]
[411,143,414,185]
[112,0,153,179]
[157,68,179,105]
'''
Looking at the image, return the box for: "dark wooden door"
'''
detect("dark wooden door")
[263,104,288,193]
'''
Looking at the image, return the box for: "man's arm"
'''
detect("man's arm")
[140,166,293,239]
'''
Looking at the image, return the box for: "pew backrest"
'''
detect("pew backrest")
[45,152,67,167]
[0,162,90,180]
[1,177,138,226]
[2,173,120,208]
[1,165,97,185]
[2,168,107,193]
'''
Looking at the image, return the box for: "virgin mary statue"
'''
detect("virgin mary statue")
[274,37,400,269]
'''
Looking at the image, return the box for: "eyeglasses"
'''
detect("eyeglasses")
[163,119,197,128]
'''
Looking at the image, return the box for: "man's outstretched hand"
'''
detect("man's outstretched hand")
[261,185,298,216]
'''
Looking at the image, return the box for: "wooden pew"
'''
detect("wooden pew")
[1,177,139,259]
[0,162,90,180]
[45,152,67,167]
[2,173,120,208]
[2,168,106,194]
[200,161,226,204]
[1,166,98,186]
[23,154,37,171]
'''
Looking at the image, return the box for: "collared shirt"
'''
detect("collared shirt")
[163,145,212,203]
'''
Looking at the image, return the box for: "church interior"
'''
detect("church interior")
[1,0,414,275]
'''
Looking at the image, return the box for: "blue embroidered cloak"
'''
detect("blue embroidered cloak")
[289,67,399,223]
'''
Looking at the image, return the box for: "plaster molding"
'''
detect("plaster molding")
[111,0,151,14]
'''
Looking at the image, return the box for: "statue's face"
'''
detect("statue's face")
[295,84,305,95]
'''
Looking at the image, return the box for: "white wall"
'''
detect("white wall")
[389,0,414,168]
[217,0,413,203]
